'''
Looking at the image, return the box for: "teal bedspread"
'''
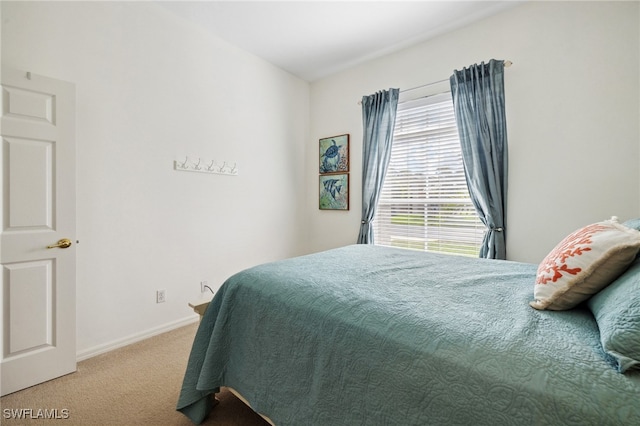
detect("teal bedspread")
[177,245,640,425]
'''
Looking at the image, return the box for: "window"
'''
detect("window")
[373,92,484,256]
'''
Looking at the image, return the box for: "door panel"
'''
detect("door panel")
[5,137,54,229]
[6,260,53,354]
[2,85,55,124]
[1,68,76,396]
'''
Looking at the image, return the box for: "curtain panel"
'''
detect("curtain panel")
[450,59,508,259]
[357,88,400,244]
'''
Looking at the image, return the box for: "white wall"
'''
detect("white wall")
[307,1,640,264]
[1,1,309,356]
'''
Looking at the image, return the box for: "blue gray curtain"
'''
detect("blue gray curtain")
[450,59,508,259]
[357,88,400,244]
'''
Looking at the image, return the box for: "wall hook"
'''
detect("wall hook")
[174,157,238,176]
[177,157,189,169]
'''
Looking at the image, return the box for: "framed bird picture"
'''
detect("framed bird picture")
[319,134,349,174]
[319,173,349,210]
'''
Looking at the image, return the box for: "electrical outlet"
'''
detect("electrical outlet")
[156,289,166,303]
[200,281,208,293]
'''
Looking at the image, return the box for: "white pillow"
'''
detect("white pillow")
[530,217,640,310]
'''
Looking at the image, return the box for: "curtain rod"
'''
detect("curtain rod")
[358,60,512,105]
[402,60,512,94]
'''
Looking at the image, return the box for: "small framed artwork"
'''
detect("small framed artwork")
[319,173,349,210]
[319,134,349,174]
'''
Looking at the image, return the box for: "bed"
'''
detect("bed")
[177,242,640,425]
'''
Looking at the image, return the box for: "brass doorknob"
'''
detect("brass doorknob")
[47,238,72,249]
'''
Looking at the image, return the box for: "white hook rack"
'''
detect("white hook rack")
[174,157,238,176]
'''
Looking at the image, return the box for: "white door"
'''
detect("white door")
[0,68,76,396]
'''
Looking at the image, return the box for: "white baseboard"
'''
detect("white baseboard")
[76,315,199,362]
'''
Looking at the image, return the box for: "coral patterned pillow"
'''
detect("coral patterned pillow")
[530,217,640,310]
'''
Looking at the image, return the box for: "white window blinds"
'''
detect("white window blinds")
[373,92,485,256]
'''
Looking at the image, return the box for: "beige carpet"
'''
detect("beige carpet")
[0,323,269,425]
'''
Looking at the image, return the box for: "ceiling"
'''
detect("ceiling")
[156,1,522,82]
